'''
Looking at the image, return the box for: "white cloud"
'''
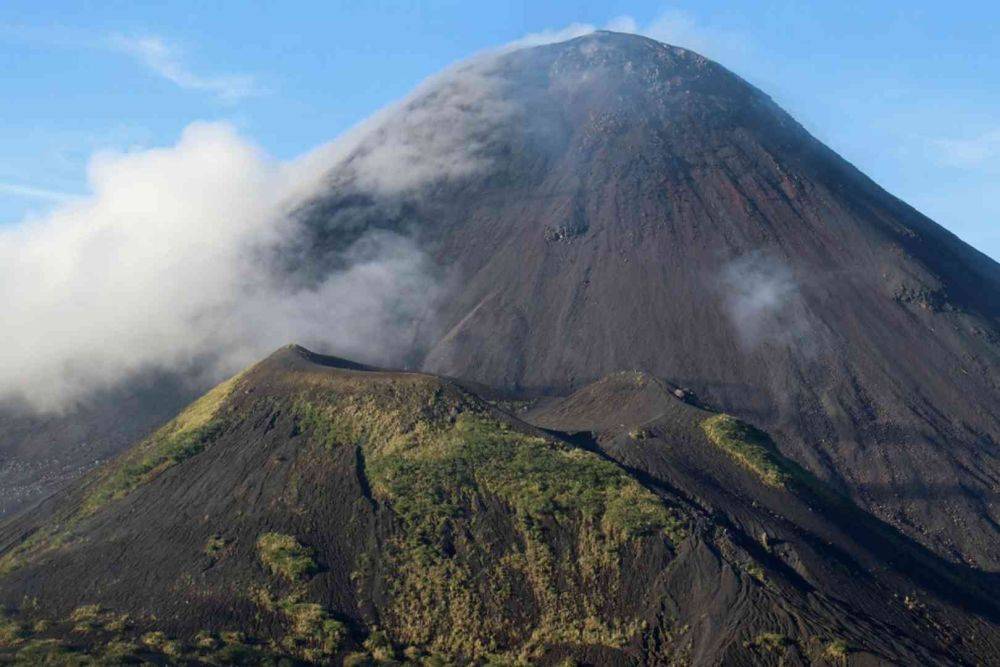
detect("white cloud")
[932,129,1000,171]
[606,9,746,62]
[111,34,262,102]
[0,122,441,411]
[0,41,554,411]
[720,254,812,350]
[501,22,597,51]
[338,60,516,194]
[502,9,747,64]
[3,18,760,412]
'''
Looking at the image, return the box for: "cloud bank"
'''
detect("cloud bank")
[0,122,444,411]
[0,34,537,412]
[329,60,515,195]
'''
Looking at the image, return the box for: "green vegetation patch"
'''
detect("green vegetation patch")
[10,638,91,665]
[82,420,224,514]
[0,528,72,576]
[701,415,790,488]
[68,605,102,624]
[278,598,346,660]
[0,605,326,665]
[292,398,365,449]
[101,640,140,662]
[204,534,229,558]
[368,413,686,549]
[746,632,789,653]
[65,605,129,636]
[744,562,767,584]
[253,584,346,660]
[257,532,316,581]
[219,630,246,645]
[210,641,262,664]
[194,631,220,650]
[359,409,686,658]
[824,638,850,662]
[69,605,105,633]
[0,613,28,648]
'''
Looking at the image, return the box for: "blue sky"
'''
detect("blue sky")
[1,1,998,260]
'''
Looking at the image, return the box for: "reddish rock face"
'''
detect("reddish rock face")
[300,32,1000,569]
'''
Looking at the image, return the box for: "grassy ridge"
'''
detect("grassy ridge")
[1,363,691,662]
[372,416,686,658]
[82,370,244,514]
[285,374,688,659]
[367,413,686,546]
[349,398,686,658]
[701,414,790,488]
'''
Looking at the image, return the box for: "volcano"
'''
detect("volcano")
[298,31,1000,571]
[1,29,1000,664]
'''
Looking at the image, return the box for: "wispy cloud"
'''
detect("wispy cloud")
[0,24,262,103]
[932,129,1000,171]
[110,34,262,102]
[609,10,746,62]
[0,182,76,202]
[503,9,745,65]
[501,23,597,51]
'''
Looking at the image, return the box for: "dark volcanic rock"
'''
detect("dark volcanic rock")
[1,346,998,664]
[298,31,1000,571]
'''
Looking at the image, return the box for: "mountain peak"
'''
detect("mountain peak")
[262,343,379,374]
[297,28,1000,575]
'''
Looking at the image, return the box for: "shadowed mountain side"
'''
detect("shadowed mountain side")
[524,373,1000,623]
[0,346,997,664]
[0,371,196,516]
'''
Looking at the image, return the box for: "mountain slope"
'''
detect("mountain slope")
[0,373,194,516]
[0,345,997,664]
[297,31,1000,570]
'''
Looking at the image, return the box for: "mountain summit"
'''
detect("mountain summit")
[300,31,1000,570]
